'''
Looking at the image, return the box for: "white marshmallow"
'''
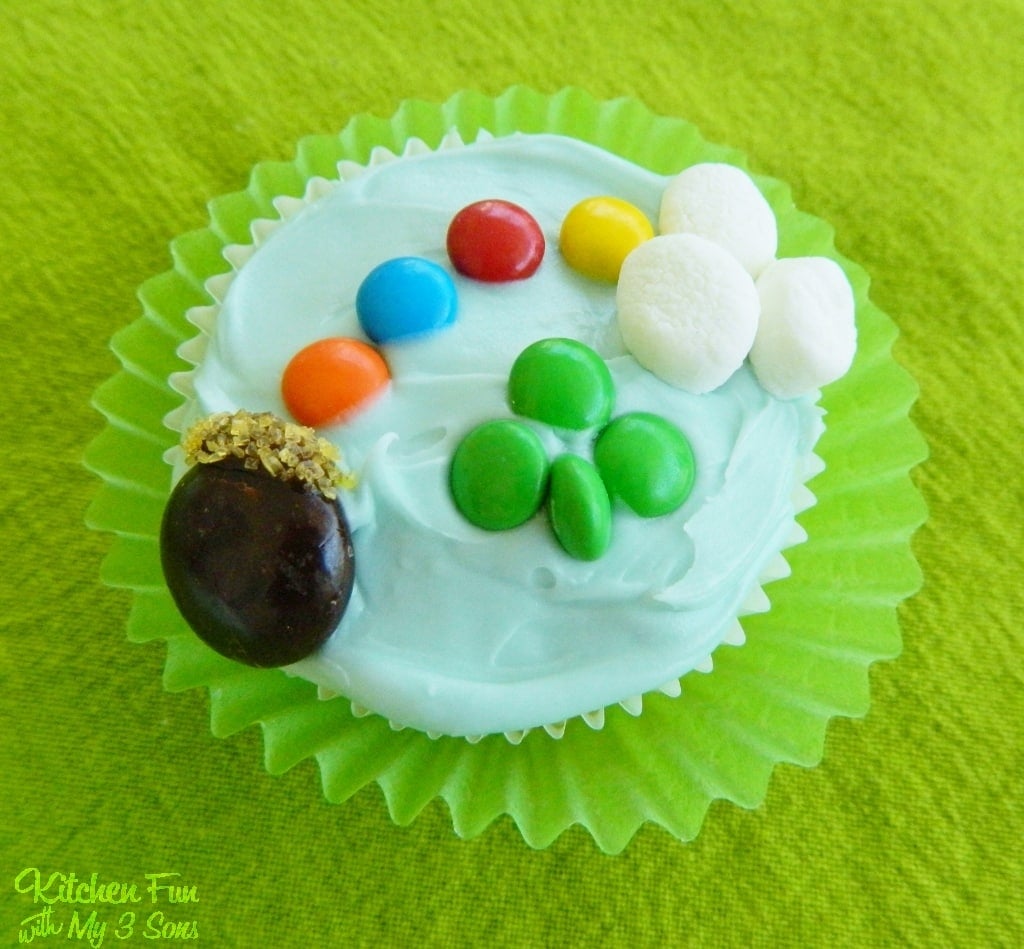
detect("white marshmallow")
[616,233,759,394]
[750,256,857,399]
[659,163,777,277]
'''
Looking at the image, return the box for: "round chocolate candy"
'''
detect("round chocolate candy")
[548,454,612,561]
[161,457,355,668]
[507,337,614,431]
[559,195,654,282]
[356,256,457,344]
[450,419,550,531]
[594,412,696,518]
[447,199,545,282]
[281,336,391,428]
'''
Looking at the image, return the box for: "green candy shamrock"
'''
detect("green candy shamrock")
[450,338,697,561]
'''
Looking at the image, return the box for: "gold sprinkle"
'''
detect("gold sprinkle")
[182,411,355,499]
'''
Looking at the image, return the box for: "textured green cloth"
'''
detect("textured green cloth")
[2,1,1022,946]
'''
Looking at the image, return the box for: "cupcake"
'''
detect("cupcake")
[86,87,927,851]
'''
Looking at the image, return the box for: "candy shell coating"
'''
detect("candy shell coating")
[281,337,390,427]
[447,199,545,282]
[356,256,457,344]
[450,420,550,531]
[559,196,654,282]
[508,337,614,431]
[548,454,612,561]
[593,412,696,518]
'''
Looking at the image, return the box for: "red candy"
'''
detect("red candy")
[282,337,390,427]
[447,199,545,282]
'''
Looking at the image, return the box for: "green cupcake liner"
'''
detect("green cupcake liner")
[85,86,927,852]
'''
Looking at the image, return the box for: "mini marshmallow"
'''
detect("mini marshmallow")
[617,233,759,394]
[659,163,777,277]
[750,256,857,399]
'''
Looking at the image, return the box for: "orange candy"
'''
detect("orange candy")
[281,337,390,427]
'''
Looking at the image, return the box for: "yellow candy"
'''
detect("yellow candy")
[559,196,655,282]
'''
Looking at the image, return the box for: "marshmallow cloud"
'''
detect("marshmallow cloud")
[750,257,857,399]
[617,234,759,395]
[659,162,778,277]
[615,164,856,398]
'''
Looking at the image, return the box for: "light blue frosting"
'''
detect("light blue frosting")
[191,135,823,736]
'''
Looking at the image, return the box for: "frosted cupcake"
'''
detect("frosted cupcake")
[87,88,926,850]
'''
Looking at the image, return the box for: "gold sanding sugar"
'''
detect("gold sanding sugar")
[182,411,355,499]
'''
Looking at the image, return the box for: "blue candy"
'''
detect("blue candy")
[356,257,457,344]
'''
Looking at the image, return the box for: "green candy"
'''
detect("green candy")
[548,454,612,561]
[508,338,614,431]
[450,419,549,530]
[594,412,696,518]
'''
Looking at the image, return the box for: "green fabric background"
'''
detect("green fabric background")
[2,1,1021,945]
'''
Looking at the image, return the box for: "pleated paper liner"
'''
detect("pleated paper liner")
[85,86,927,853]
